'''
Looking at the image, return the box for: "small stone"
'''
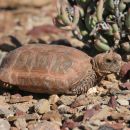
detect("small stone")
[100,80,118,89]
[116,106,130,113]
[0,119,10,130]
[120,61,130,78]
[49,95,59,105]
[87,87,98,94]
[117,99,129,106]
[58,95,77,106]
[58,105,76,114]
[0,107,14,118]
[71,95,88,108]
[9,95,33,104]
[98,125,115,130]
[120,82,130,90]
[10,127,19,130]
[14,118,27,130]
[83,108,98,121]
[33,120,60,130]
[108,96,117,109]
[62,119,80,129]
[12,101,33,113]
[106,74,117,82]
[27,123,35,130]
[34,99,50,114]
[90,106,112,121]
[42,110,62,126]
[72,127,80,130]
[8,113,39,122]
[0,96,6,103]
[90,119,105,126]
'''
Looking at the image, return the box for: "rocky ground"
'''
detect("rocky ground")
[0,0,130,130]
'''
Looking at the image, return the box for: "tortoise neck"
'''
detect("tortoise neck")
[91,58,104,77]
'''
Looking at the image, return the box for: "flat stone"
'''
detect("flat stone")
[33,121,60,130]
[0,107,14,118]
[0,119,10,130]
[58,95,77,106]
[49,95,59,105]
[14,118,27,130]
[117,99,129,106]
[34,99,50,114]
[98,125,115,130]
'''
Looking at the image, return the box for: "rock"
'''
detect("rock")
[58,105,76,114]
[71,95,88,108]
[98,125,115,130]
[0,107,14,118]
[33,120,60,130]
[0,96,6,103]
[100,80,118,89]
[0,119,10,130]
[119,82,130,90]
[62,119,80,129]
[87,87,98,94]
[49,95,59,105]
[89,119,105,126]
[42,111,62,126]
[10,127,19,130]
[34,99,50,114]
[117,99,129,106]
[14,118,27,130]
[90,106,113,121]
[8,113,39,122]
[72,127,80,130]
[106,74,117,82]
[116,106,130,114]
[9,95,33,104]
[12,101,33,113]
[83,107,99,121]
[58,95,77,106]
[120,61,130,78]
[108,96,117,109]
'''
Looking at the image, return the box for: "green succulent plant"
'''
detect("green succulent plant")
[55,0,130,52]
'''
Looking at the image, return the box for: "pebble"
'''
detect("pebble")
[58,95,77,106]
[90,120,105,126]
[106,74,117,82]
[14,118,27,130]
[98,125,115,130]
[33,120,60,130]
[0,119,10,130]
[72,127,80,130]
[117,99,129,106]
[10,127,19,130]
[58,105,76,114]
[34,99,50,114]
[9,95,33,104]
[0,96,6,103]
[100,80,118,89]
[87,87,98,94]
[90,106,112,121]
[49,95,59,105]
[0,107,14,118]
[42,110,62,126]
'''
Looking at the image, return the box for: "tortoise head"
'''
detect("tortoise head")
[92,51,122,76]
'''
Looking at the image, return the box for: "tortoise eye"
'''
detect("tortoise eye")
[105,58,112,63]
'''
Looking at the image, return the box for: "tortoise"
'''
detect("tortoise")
[0,44,122,94]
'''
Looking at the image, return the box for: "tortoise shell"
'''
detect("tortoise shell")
[0,44,95,94]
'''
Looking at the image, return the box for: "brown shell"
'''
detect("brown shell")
[0,44,93,94]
